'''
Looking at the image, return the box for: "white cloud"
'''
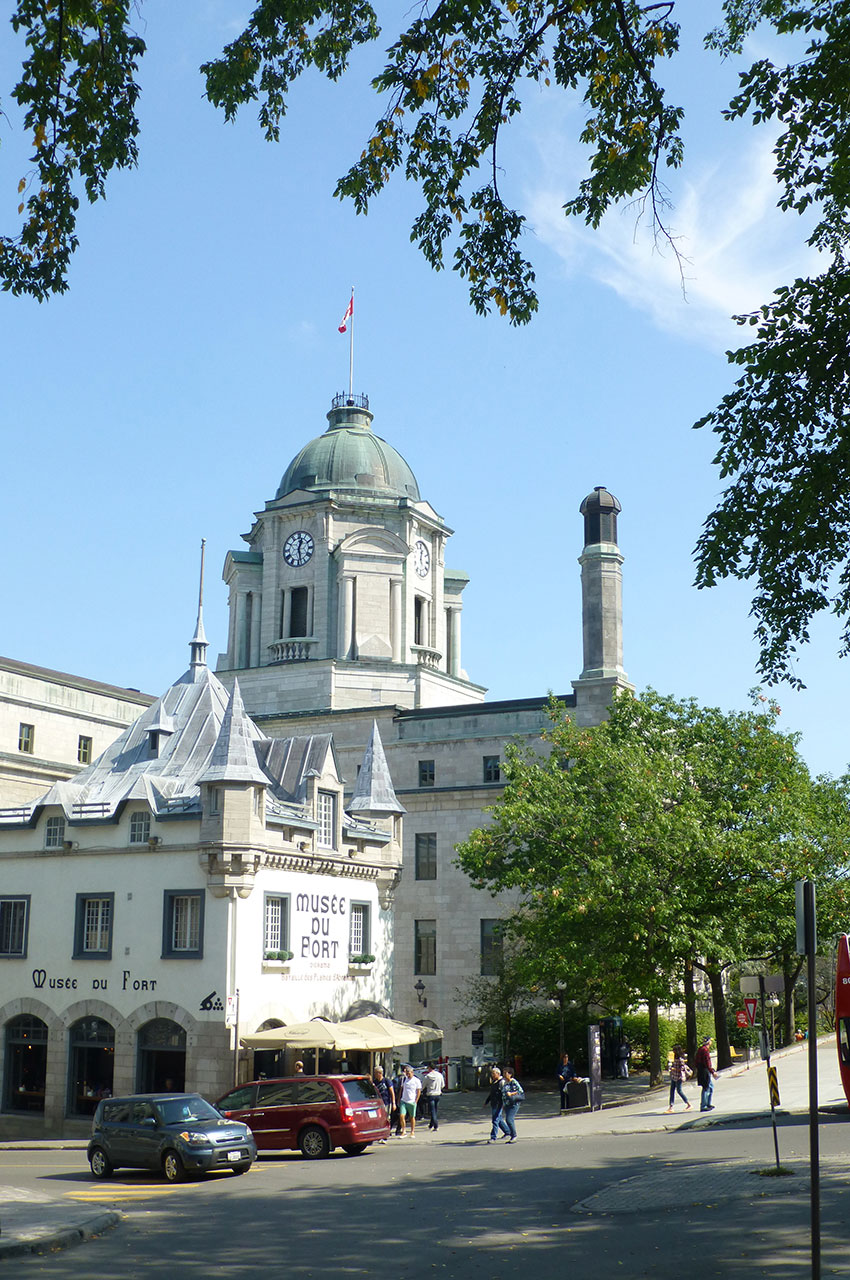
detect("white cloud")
[526,130,820,349]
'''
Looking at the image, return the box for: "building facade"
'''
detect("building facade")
[0,616,403,1133]
[214,394,632,1054]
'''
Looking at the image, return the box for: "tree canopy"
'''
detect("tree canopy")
[455,691,850,1072]
[4,2,850,681]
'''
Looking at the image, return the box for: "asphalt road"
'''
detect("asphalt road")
[7,1100,850,1279]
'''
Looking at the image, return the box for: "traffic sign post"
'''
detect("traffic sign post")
[796,878,821,1280]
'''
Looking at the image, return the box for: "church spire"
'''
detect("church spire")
[190,538,209,671]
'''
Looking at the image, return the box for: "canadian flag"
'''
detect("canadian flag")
[338,293,354,333]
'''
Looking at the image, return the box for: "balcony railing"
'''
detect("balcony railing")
[410,644,442,669]
[268,637,319,662]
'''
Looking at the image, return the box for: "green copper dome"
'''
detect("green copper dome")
[277,397,420,501]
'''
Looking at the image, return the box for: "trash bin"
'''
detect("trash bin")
[568,1079,589,1109]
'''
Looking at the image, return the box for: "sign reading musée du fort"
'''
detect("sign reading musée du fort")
[295,892,347,961]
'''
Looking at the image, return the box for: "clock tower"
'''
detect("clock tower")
[216,394,485,715]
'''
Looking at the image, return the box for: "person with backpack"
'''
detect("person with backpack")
[500,1066,524,1142]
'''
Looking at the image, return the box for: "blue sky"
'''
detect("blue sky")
[1,3,846,777]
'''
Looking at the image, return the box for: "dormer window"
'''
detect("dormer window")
[317,791,336,849]
[129,812,151,845]
[45,815,65,850]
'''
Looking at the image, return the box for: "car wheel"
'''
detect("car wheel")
[298,1125,331,1159]
[231,1161,252,1175]
[342,1143,368,1156]
[162,1150,186,1183]
[89,1147,113,1179]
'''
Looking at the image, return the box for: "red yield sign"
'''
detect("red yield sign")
[744,997,758,1026]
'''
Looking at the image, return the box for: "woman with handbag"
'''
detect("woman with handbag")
[666,1045,692,1112]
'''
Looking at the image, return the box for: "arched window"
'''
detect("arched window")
[67,1017,115,1116]
[4,1015,48,1112]
[136,1018,187,1093]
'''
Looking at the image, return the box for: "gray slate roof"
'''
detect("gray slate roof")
[348,720,406,817]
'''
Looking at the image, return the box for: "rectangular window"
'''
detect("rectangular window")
[0,897,30,958]
[264,894,290,955]
[74,893,114,959]
[290,586,309,637]
[349,902,371,957]
[483,755,501,783]
[162,891,204,958]
[414,833,437,880]
[317,790,336,848]
[415,919,437,975]
[77,735,93,765]
[418,759,435,788]
[129,811,151,844]
[18,723,34,754]
[45,815,65,849]
[480,919,504,976]
[209,786,221,815]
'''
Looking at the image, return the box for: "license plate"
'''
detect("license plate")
[367,1109,377,1118]
[227,1150,244,1162]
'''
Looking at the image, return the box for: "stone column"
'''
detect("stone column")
[339,575,355,658]
[282,588,292,640]
[448,607,461,677]
[390,578,402,662]
[250,593,263,666]
[235,592,248,669]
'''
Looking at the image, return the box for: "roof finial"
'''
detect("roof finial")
[190,538,209,670]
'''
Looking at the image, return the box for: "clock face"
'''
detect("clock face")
[283,530,314,567]
[414,540,431,578]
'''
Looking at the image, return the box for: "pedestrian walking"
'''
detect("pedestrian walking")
[484,1067,509,1142]
[398,1064,422,1136]
[372,1066,394,1142]
[422,1062,444,1130]
[390,1066,404,1134]
[500,1066,524,1142]
[666,1045,692,1112]
[616,1039,631,1079]
[694,1036,718,1112]
[558,1052,577,1112]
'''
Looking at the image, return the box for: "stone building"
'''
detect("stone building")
[0,387,631,1082]
[214,393,631,1054]
[0,611,402,1134]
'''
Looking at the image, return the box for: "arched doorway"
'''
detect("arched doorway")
[4,1015,48,1112]
[136,1019,186,1092]
[252,1020,286,1080]
[67,1017,115,1116]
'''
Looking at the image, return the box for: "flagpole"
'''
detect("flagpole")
[349,286,354,399]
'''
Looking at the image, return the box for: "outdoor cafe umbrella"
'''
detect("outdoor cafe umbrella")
[342,1014,442,1051]
[240,1018,372,1072]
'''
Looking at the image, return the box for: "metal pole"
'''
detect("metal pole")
[348,287,354,398]
[759,975,781,1171]
[805,880,820,1280]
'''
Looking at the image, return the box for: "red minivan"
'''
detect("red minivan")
[214,1075,389,1159]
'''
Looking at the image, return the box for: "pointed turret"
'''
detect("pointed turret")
[348,721,405,817]
[189,538,209,672]
[197,680,268,785]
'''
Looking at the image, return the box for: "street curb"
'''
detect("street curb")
[0,1209,120,1258]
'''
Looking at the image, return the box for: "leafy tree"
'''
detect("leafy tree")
[456,690,850,1079]
[5,2,850,678]
[452,936,535,1062]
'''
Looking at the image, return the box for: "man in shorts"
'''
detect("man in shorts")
[399,1064,422,1136]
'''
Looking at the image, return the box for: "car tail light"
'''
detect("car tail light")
[342,1106,354,1120]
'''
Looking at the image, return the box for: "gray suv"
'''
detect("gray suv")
[87,1093,257,1182]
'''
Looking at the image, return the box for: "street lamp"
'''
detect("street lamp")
[766,994,780,1051]
[414,980,427,1007]
[548,982,568,1058]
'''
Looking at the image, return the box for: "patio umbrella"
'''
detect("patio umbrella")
[343,1015,443,1050]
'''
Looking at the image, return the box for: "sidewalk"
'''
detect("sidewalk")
[0,1040,845,1258]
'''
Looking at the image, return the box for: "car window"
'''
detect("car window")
[297,1080,336,1105]
[155,1096,221,1125]
[102,1100,131,1123]
[257,1081,298,1106]
[343,1078,378,1103]
[131,1101,156,1124]
[217,1085,256,1111]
